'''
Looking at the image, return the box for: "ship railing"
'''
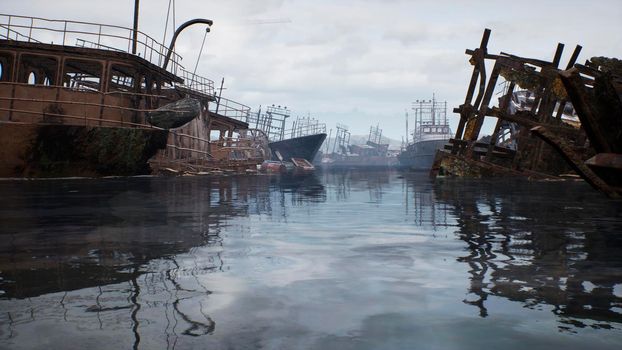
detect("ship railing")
[0,13,183,75]
[176,68,215,97]
[286,118,326,138]
[210,96,251,121]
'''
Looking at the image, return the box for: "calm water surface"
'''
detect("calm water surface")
[0,170,621,349]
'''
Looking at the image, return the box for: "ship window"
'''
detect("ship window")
[109,64,136,92]
[19,54,58,85]
[0,52,15,82]
[210,130,221,140]
[63,59,102,92]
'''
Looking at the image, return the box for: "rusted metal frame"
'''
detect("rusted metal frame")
[131,65,143,124]
[527,43,564,171]
[566,45,583,70]
[0,108,160,129]
[499,52,556,68]
[486,81,516,160]
[530,95,554,170]
[466,58,504,145]
[0,95,158,114]
[555,42,583,121]
[453,28,491,143]
[529,65,562,169]
[552,43,564,68]
[531,126,619,198]
[489,108,579,138]
[447,138,515,156]
[165,144,213,158]
[7,51,20,121]
[1,17,178,69]
[559,68,611,153]
[98,61,110,126]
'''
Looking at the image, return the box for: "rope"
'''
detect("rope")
[192,28,208,77]
[162,0,172,44]
[172,0,176,32]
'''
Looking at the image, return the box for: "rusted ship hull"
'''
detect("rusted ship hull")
[0,123,168,178]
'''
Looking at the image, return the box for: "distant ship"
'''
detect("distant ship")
[398,96,452,170]
[248,105,327,163]
[320,124,398,167]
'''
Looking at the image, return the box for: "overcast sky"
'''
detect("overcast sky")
[4,0,622,140]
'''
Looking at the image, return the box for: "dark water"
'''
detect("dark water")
[0,170,621,350]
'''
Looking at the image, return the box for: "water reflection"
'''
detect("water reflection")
[0,175,326,349]
[434,178,622,331]
[321,168,392,203]
[0,171,620,349]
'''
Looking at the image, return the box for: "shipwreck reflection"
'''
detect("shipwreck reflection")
[402,171,450,230]
[0,175,311,348]
[435,178,622,331]
[321,168,392,203]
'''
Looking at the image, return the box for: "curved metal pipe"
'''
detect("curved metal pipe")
[162,18,213,70]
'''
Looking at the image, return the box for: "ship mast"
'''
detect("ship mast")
[132,0,139,54]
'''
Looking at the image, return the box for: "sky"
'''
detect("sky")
[4,0,622,141]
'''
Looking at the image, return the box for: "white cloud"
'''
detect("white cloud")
[4,0,621,137]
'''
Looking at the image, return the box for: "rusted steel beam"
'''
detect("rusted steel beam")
[559,68,614,153]
[565,45,583,70]
[552,43,565,68]
[531,126,620,198]
[489,108,584,141]
[486,82,515,160]
[585,153,622,170]
[446,138,516,156]
[499,52,557,68]
[465,61,501,142]
[454,28,491,141]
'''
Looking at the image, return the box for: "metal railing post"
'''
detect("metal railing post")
[62,21,67,45]
[28,18,33,42]
[5,15,9,39]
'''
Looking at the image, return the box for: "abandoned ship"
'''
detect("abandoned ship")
[320,124,398,168]
[431,28,622,198]
[0,12,268,178]
[246,105,327,166]
[398,96,452,170]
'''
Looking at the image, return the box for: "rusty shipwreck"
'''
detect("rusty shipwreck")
[431,29,622,198]
[0,13,268,178]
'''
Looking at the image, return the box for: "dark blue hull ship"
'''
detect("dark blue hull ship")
[269,133,327,162]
